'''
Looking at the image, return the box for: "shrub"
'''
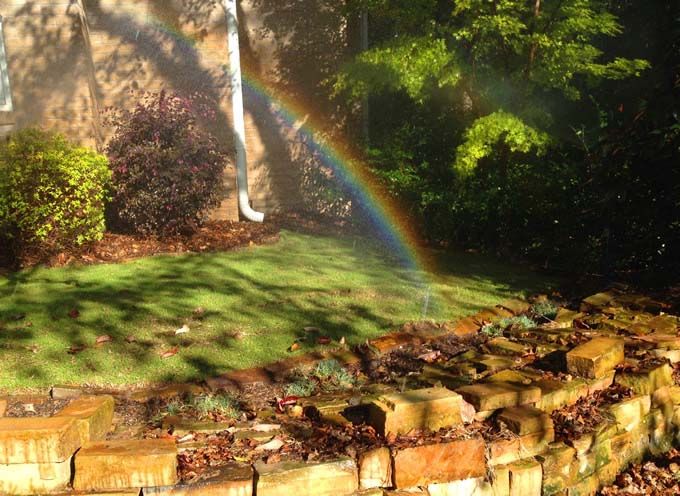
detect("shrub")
[0,128,111,255]
[531,300,559,320]
[105,91,229,235]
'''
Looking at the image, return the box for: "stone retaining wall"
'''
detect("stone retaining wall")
[1,292,679,495]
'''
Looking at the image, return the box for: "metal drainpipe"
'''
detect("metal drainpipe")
[224,0,264,222]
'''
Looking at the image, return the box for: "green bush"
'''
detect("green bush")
[0,129,111,255]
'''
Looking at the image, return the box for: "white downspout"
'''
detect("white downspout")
[224,0,264,222]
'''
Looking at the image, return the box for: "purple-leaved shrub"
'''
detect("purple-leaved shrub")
[106,91,229,235]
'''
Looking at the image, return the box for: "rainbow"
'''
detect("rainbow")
[112,9,440,298]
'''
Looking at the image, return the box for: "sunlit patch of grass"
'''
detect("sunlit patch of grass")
[0,229,555,390]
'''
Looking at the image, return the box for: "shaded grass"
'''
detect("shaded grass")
[0,230,555,390]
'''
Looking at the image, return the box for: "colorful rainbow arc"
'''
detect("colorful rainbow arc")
[123,13,441,298]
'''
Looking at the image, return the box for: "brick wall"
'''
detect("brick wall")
[0,0,351,220]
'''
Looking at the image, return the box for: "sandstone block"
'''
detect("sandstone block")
[508,459,542,496]
[456,382,541,411]
[144,463,252,496]
[0,457,72,495]
[566,337,624,379]
[56,395,115,443]
[567,473,599,496]
[607,395,651,432]
[367,387,466,435]
[0,417,81,464]
[597,460,619,487]
[73,438,178,491]
[51,385,84,399]
[488,429,554,466]
[486,338,527,356]
[359,447,392,489]
[615,363,674,395]
[499,299,531,315]
[255,458,358,496]
[392,436,486,488]
[497,405,553,436]
[428,473,510,496]
[538,442,576,496]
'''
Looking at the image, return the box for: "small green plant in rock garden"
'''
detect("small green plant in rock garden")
[499,315,537,329]
[531,300,559,320]
[284,359,356,397]
[284,377,316,397]
[481,323,504,337]
[312,359,356,389]
[159,393,241,421]
[193,394,241,420]
[482,315,537,337]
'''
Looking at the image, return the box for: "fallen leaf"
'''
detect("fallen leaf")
[68,308,80,319]
[96,334,112,345]
[339,336,346,345]
[192,307,206,318]
[316,336,332,345]
[303,326,320,333]
[417,350,441,363]
[160,347,179,359]
[252,423,281,432]
[68,344,86,354]
[175,324,190,335]
[176,434,195,443]
[27,344,39,354]
[276,396,298,413]
[125,335,137,343]
[255,438,284,452]
[288,342,300,352]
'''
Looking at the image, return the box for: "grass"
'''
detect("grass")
[0,229,555,391]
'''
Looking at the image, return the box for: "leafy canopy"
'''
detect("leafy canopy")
[338,0,649,172]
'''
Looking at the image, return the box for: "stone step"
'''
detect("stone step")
[497,405,554,436]
[144,463,252,495]
[73,438,178,491]
[358,447,392,490]
[0,417,81,464]
[615,362,674,395]
[367,387,469,436]
[0,457,72,495]
[566,337,624,379]
[392,437,486,488]
[254,458,358,496]
[56,395,115,443]
[456,382,541,412]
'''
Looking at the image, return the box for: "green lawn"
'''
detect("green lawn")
[0,230,555,391]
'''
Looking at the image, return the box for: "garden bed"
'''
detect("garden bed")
[5,220,280,269]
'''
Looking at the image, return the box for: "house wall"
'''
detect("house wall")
[0,0,351,220]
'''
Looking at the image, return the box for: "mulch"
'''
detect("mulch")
[600,448,680,495]
[551,384,633,443]
[4,220,280,269]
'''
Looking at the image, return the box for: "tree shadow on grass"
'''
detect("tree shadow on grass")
[0,232,554,388]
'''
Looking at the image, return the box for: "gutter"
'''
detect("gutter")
[224,0,264,222]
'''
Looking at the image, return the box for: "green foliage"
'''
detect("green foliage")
[481,323,504,337]
[334,36,461,102]
[332,0,679,282]
[0,128,111,255]
[454,111,550,175]
[192,394,241,419]
[312,359,356,389]
[499,315,537,329]
[285,378,316,397]
[531,301,559,320]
